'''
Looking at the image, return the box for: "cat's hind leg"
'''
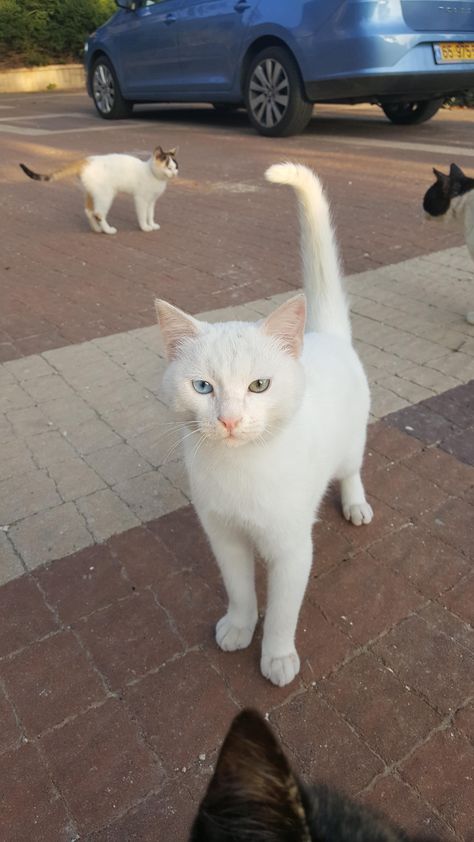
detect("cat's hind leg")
[147,200,160,231]
[84,193,102,233]
[93,189,117,235]
[203,514,258,652]
[340,471,373,526]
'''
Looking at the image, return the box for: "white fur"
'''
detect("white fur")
[156,163,373,687]
[81,152,177,234]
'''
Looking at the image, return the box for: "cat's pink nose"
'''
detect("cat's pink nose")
[219,416,241,433]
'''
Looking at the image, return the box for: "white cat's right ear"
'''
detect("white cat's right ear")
[155,299,201,360]
[261,294,306,358]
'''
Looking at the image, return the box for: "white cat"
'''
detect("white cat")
[156,163,373,687]
[20,146,178,235]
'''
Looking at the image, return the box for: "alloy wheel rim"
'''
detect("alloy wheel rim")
[93,64,115,114]
[249,59,289,128]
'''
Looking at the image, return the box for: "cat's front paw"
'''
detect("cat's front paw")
[216,614,256,652]
[103,226,117,235]
[261,651,300,687]
[466,311,474,325]
[140,224,154,232]
[150,222,160,230]
[343,501,373,526]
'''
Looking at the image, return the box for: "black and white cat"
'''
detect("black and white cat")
[190,709,439,842]
[20,146,178,235]
[423,163,474,324]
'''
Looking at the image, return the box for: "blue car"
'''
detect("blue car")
[85,0,474,136]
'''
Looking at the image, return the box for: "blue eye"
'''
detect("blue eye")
[192,380,213,394]
[248,378,270,393]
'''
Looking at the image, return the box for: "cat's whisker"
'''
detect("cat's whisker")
[162,427,200,465]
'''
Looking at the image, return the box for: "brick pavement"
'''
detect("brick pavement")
[0,393,472,841]
[1,93,473,840]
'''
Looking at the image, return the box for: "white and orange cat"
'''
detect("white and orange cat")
[156,163,373,688]
[20,146,178,234]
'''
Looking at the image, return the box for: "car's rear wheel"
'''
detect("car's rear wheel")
[244,47,313,137]
[381,98,444,125]
[91,56,133,120]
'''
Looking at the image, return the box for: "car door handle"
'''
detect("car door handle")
[164,12,177,24]
[234,1,250,11]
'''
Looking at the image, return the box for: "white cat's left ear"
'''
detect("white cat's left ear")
[261,294,306,358]
[155,299,201,360]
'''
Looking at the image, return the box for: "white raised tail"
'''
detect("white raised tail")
[265,163,351,340]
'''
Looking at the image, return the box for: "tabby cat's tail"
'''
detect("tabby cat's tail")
[265,163,351,340]
[19,159,86,183]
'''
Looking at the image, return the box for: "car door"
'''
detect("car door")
[177,0,257,92]
[118,0,184,96]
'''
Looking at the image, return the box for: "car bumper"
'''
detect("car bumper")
[306,69,474,102]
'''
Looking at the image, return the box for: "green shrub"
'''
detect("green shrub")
[0,0,116,66]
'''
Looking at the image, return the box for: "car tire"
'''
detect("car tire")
[381,98,444,125]
[244,47,313,137]
[91,56,133,120]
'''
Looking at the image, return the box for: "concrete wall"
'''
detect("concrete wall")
[0,64,85,94]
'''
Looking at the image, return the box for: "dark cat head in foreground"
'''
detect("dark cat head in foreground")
[191,709,440,842]
[423,162,474,217]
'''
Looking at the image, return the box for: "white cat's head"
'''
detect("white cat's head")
[155,296,306,448]
[152,146,179,179]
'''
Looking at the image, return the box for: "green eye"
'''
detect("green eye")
[192,380,213,394]
[248,378,270,393]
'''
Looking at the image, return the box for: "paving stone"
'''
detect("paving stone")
[0,412,14,443]
[101,401,168,440]
[0,575,57,658]
[156,565,225,649]
[418,602,474,657]
[37,544,132,623]
[63,417,122,454]
[0,682,22,754]
[0,742,76,841]
[365,462,448,518]
[85,784,197,842]
[78,591,183,689]
[22,373,76,403]
[272,690,383,794]
[1,630,106,736]
[26,430,78,466]
[42,394,96,427]
[86,442,152,485]
[7,404,53,437]
[108,525,179,590]
[0,443,37,482]
[0,468,60,525]
[366,422,424,463]
[0,382,33,412]
[404,445,474,495]
[47,457,107,501]
[367,524,469,597]
[114,470,188,521]
[454,702,474,742]
[0,532,24,585]
[124,651,237,774]
[401,729,474,838]
[376,374,434,404]
[41,699,165,835]
[440,569,474,626]
[4,354,54,381]
[399,364,461,393]
[9,502,92,569]
[370,385,410,418]
[312,550,423,644]
[424,381,474,427]
[440,427,474,466]
[424,497,474,557]
[360,774,456,839]
[321,652,440,763]
[148,505,215,581]
[386,403,460,445]
[76,489,140,542]
[372,615,474,714]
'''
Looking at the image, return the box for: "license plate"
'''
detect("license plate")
[433,42,474,63]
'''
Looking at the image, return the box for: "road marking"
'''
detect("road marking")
[0,122,137,136]
[315,135,474,159]
[0,112,89,122]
